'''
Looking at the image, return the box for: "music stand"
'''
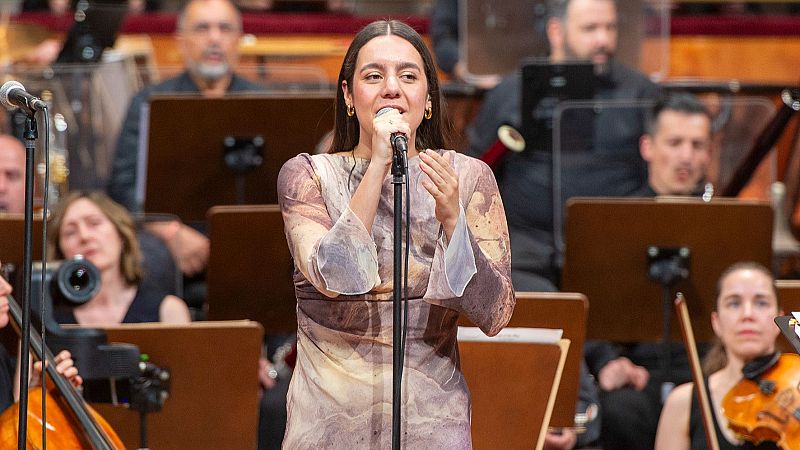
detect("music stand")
[458,292,586,429]
[82,321,263,450]
[141,93,335,224]
[520,60,598,152]
[775,316,800,354]
[0,215,44,264]
[562,197,772,342]
[56,1,128,64]
[775,281,800,353]
[206,205,296,334]
[458,329,569,450]
[562,198,772,399]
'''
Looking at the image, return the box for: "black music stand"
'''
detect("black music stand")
[775,281,800,353]
[140,93,334,224]
[776,316,800,354]
[56,1,128,64]
[520,60,598,152]
[206,205,296,334]
[561,198,772,396]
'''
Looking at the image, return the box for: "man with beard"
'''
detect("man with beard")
[108,0,263,277]
[466,1,658,449]
[467,0,659,292]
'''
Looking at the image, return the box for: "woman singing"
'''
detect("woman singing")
[277,20,515,448]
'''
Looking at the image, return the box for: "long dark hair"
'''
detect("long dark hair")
[329,20,451,153]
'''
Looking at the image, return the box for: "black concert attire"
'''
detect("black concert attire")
[466,59,659,448]
[466,61,658,291]
[689,378,779,450]
[52,279,168,325]
[430,0,459,74]
[0,346,15,414]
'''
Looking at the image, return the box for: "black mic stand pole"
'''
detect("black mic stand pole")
[17,108,41,449]
[391,140,407,450]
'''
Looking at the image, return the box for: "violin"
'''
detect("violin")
[0,294,125,449]
[722,352,800,450]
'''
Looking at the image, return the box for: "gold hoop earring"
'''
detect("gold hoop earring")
[346,104,355,117]
[424,107,432,120]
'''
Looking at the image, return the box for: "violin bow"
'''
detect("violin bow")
[675,293,721,450]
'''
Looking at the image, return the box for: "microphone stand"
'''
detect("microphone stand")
[17,108,42,449]
[391,138,407,450]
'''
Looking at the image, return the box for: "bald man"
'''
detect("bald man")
[0,135,26,215]
[108,0,263,276]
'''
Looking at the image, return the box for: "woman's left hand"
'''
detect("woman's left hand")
[419,149,460,240]
[32,350,83,389]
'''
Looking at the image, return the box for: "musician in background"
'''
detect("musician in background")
[655,261,781,450]
[108,0,263,277]
[0,135,25,215]
[465,0,659,292]
[467,1,657,448]
[635,92,713,197]
[47,192,191,325]
[587,92,713,449]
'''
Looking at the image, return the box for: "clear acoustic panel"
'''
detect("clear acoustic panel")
[461,0,670,81]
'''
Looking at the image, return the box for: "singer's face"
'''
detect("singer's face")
[58,198,124,276]
[178,0,242,82]
[343,34,431,151]
[640,110,711,196]
[0,136,26,215]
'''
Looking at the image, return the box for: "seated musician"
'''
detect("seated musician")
[586,92,714,449]
[0,266,81,414]
[46,192,191,325]
[655,262,781,450]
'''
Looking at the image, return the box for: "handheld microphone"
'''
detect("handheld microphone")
[376,107,408,153]
[0,81,47,112]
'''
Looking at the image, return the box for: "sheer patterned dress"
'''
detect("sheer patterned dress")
[277,150,515,449]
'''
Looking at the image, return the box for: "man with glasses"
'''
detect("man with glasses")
[108,0,263,277]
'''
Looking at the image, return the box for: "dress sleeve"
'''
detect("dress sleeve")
[424,155,515,336]
[277,155,380,297]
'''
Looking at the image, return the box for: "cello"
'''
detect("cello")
[0,294,125,449]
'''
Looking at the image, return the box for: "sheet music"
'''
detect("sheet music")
[457,326,562,343]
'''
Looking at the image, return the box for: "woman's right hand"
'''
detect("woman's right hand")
[370,108,410,167]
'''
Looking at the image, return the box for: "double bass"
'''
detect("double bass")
[0,294,125,449]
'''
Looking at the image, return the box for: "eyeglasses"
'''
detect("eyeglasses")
[186,21,241,36]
